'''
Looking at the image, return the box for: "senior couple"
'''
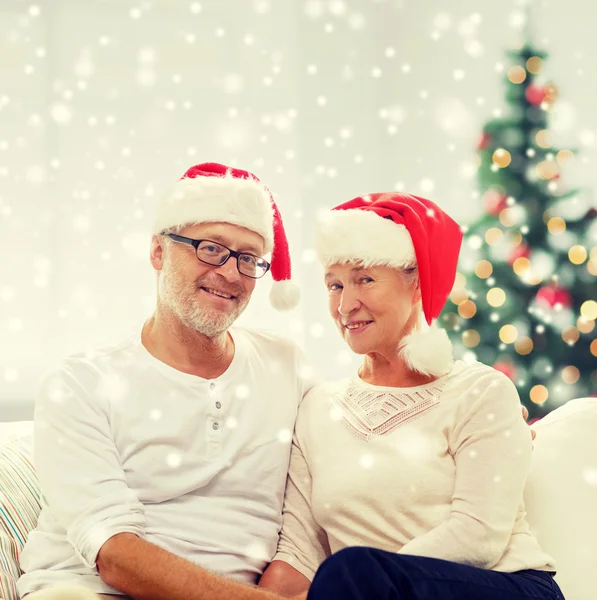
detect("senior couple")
[19,162,564,600]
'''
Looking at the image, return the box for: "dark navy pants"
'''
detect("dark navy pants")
[307,547,565,600]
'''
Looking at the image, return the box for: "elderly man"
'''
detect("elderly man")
[19,163,314,600]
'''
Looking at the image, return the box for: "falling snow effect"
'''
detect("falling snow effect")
[0,1,593,424]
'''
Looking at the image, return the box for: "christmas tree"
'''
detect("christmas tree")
[442,31,597,419]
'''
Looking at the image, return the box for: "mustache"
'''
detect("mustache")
[195,276,245,298]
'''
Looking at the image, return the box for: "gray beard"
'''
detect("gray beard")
[158,271,249,338]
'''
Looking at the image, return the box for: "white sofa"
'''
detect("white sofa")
[0,398,595,600]
[523,397,597,600]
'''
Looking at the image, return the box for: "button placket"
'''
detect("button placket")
[206,380,222,457]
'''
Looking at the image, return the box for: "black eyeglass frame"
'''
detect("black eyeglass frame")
[163,233,271,279]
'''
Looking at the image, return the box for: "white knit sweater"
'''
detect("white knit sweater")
[274,360,556,579]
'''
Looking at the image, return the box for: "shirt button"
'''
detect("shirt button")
[212,422,219,430]
[210,383,216,390]
[215,401,222,409]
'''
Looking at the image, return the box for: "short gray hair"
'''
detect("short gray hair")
[161,223,191,236]
[156,223,192,248]
[402,263,419,287]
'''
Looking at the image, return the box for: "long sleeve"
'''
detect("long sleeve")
[34,361,146,569]
[273,435,330,581]
[294,345,322,404]
[398,372,532,568]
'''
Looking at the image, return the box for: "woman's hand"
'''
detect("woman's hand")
[259,561,311,598]
[521,405,536,441]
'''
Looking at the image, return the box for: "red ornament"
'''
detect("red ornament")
[484,189,507,216]
[507,242,530,265]
[525,85,547,106]
[477,132,492,151]
[493,361,517,381]
[535,285,573,309]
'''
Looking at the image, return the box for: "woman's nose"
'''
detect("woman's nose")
[338,289,360,315]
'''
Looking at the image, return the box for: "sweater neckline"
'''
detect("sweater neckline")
[351,360,464,393]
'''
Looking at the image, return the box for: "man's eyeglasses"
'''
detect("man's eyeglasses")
[163,233,271,279]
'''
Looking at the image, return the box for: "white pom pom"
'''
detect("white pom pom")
[269,280,301,311]
[399,321,454,377]
[26,585,101,600]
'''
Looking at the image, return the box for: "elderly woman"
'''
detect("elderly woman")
[259,193,565,600]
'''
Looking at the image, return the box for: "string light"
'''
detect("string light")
[454,272,467,288]
[492,149,512,168]
[468,235,483,250]
[462,329,481,348]
[562,366,580,385]
[547,217,566,234]
[458,300,477,319]
[524,273,544,286]
[507,65,526,84]
[513,257,531,276]
[487,287,507,307]
[535,130,551,148]
[536,160,558,179]
[591,339,597,358]
[499,324,518,344]
[545,83,559,103]
[568,245,588,264]
[580,300,597,320]
[556,149,574,164]
[526,56,543,74]
[485,227,504,245]
[450,288,469,306]
[530,385,549,404]
[562,326,580,344]
[499,208,516,227]
[475,260,493,279]
[577,316,595,334]
[514,336,533,355]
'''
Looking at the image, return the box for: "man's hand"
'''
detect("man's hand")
[97,533,286,600]
[522,405,536,441]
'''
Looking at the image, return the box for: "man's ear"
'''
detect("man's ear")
[150,235,165,271]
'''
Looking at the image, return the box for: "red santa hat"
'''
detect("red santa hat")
[316,192,463,377]
[154,162,299,310]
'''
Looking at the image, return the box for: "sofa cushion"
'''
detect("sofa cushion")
[0,436,41,599]
[526,397,597,600]
[0,423,33,447]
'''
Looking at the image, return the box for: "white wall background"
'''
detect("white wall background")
[1,0,596,419]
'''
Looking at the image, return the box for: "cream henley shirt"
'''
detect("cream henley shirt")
[18,326,316,596]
